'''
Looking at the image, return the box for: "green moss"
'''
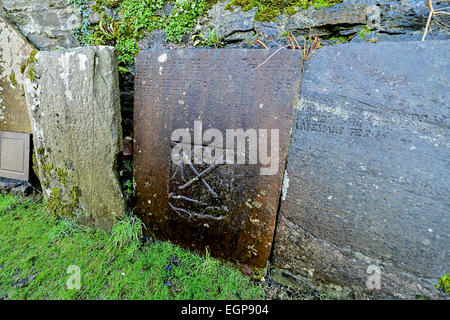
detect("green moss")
[328,35,350,43]
[46,187,63,215]
[36,147,46,156]
[8,72,17,87]
[77,0,216,70]
[34,147,81,217]
[192,28,224,47]
[436,274,450,294]
[25,50,39,82]
[227,0,343,22]
[45,183,81,217]
[283,5,297,15]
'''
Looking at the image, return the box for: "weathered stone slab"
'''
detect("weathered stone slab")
[24,46,125,230]
[134,49,302,270]
[0,16,35,133]
[0,130,30,180]
[273,40,450,298]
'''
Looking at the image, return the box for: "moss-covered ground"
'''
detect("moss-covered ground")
[0,194,265,299]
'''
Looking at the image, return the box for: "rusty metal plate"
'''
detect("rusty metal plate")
[0,130,30,181]
[134,49,302,269]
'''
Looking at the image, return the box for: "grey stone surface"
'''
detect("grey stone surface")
[272,40,450,298]
[24,46,125,230]
[0,0,82,49]
[0,16,35,133]
[279,2,380,35]
[194,1,257,42]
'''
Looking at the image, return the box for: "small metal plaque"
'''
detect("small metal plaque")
[134,49,302,268]
[0,131,30,181]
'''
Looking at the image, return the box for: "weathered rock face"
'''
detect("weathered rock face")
[192,0,450,48]
[0,0,81,50]
[272,40,450,298]
[195,2,257,42]
[24,46,125,230]
[0,16,35,133]
[278,2,380,35]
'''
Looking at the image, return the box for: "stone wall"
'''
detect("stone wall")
[1,0,449,298]
[1,0,449,52]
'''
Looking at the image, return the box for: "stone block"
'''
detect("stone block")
[134,49,302,270]
[0,16,35,133]
[272,40,450,298]
[24,46,125,230]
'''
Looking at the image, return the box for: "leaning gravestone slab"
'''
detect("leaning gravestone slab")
[273,40,450,298]
[134,49,302,271]
[0,16,35,133]
[24,46,125,230]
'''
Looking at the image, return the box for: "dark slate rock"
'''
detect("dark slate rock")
[194,2,256,42]
[0,177,32,195]
[273,40,450,299]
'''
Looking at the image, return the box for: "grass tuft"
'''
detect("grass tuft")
[106,213,145,250]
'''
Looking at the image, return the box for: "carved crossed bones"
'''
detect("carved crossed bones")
[168,151,229,220]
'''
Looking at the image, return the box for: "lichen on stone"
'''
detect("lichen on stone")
[34,146,82,217]
[25,50,39,82]
[226,0,343,22]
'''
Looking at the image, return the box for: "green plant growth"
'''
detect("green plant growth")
[70,0,343,69]
[123,179,134,202]
[192,29,224,47]
[358,25,377,43]
[106,214,145,250]
[435,274,450,294]
[225,0,342,22]
[67,0,92,45]
[25,50,38,82]
[327,36,349,44]
[165,0,208,42]
[33,147,82,217]
[72,0,212,71]
[8,72,17,87]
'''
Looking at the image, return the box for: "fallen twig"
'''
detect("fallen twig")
[422,0,450,40]
[256,33,321,69]
[255,39,268,49]
[256,45,290,69]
